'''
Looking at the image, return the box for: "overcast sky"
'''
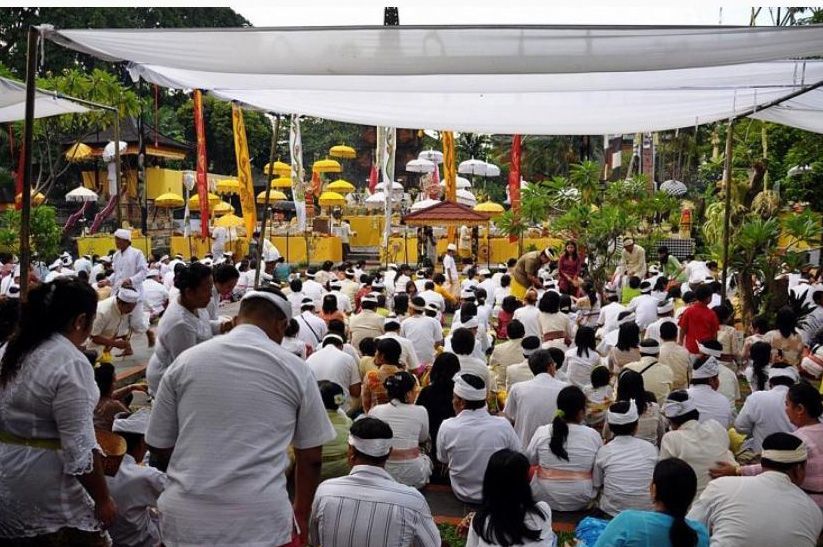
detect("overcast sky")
[233,2,806,27]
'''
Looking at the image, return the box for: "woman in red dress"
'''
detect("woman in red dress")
[557,240,583,296]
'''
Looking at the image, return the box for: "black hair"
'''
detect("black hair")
[608,401,639,435]
[616,369,649,415]
[657,245,669,255]
[318,380,345,410]
[359,337,376,357]
[667,286,682,300]
[769,374,796,389]
[660,321,678,341]
[322,294,339,315]
[775,306,797,339]
[385,370,417,401]
[750,341,772,392]
[665,390,699,425]
[289,278,303,293]
[507,258,517,267]
[527,349,553,376]
[713,304,733,324]
[393,294,409,315]
[591,366,610,389]
[547,347,565,370]
[460,301,478,321]
[472,449,545,546]
[682,290,696,304]
[424,280,435,290]
[430,352,460,385]
[433,272,445,284]
[788,382,823,419]
[474,287,487,305]
[174,262,212,292]
[94,362,116,397]
[506,319,525,340]
[761,432,805,473]
[502,295,521,315]
[322,335,344,348]
[376,337,402,365]
[694,284,712,302]
[450,328,475,356]
[628,276,641,289]
[538,291,560,314]
[213,263,240,284]
[349,416,393,465]
[327,319,347,338]
[653,276,668,292]
[575,326,596,358]
[77,270,89,282]
[95,272,107,282]
[0,298,20,344]
[549,386,586,461]
[361,298,377,311]
[285,319,300,337]
[654,458,699,547]
[500,274,511,288]
[1,278,97,387]
[751,315,770,334]
[616,322,641,352]
[559,294,572,313]
[466,267,477,279]
[321,260,333,272]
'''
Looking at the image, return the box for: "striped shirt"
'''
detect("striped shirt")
[310,465,441,547]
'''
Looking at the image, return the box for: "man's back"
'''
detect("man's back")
[310,465,441,547]
[504,373,568,446]
[659,341,691,390]
[146,324,334,546]
[350,310,384,348]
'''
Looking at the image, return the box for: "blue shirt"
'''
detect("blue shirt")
[595,510,709,547]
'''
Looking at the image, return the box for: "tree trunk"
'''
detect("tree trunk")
[739,272,757,327]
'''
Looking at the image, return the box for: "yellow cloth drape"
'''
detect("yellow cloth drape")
[442,131,457,242]
[232,103,258,238]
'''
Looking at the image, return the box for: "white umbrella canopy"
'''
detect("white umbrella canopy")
[659,179,688,196]
[418,149,443,163]
[405,158,435,173]
[375,181,404,192]
[788,165,812,177]
[484,162,501,177]
[410,198,441,211]
[456,188,478,207]
[102,141,127,162]
[65,186,99,202]
[458,158,487,175]
[365,191,387,207]
[439,176,472,189]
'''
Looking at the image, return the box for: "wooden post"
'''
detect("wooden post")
[720,118,734,301]
[255,113,280,288]
[19,27,38,300]
[114,113,122,228]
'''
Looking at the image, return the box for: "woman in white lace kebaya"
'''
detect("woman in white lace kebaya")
[0,278,115,545]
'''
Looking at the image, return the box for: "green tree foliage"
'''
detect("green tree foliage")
[0,205,62,259]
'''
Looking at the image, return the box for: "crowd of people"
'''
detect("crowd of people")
[2,231,823,546]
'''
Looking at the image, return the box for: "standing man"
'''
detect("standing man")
[339,219,356,260]
[511,247,554,300]
[442,243,460,296]
[211,224,228,262]
[146,289,336,546]
[111,228,148,293]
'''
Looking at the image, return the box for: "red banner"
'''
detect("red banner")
[508,134,522,243]
[368,163,378,193]
[193,89,210,238]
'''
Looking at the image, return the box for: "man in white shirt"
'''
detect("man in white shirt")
[302,268,327,307]
[596,291,626,336]
[349,294,385,350]
[211,225,228,261]
[447,326,490,385]
[503,349,569,447]
[734,368,797,453]
[684,258,712,287]
[513,290,542,340]
[108,409,167,547]
[45,259,76,282]
[442,243,459,294]
[477,268,496,308]
[111,228,148,293]
[378,315,421,373]
[146,288,336,546]
[489,320,526,390]
[338,219,356,260]
[88,287,150,355]
[420,280,446,315]
[306,334,362,404]
[328,279,352,315]
[311,417,441,547]
[622,339,673,405]
[616,237,647,281]
[437,373,521,504]
[141,269,169,320]
[688,432,823,547]
[295,298,328,353]
[627,281,659,330]
[73,254,93,275]
[506,336,541,391]
[660,390,735,496]
[687,355,734,428]
[643,299,678,342]
[340,268,360,304]
[400,297,443,366]
[286,278,307,316]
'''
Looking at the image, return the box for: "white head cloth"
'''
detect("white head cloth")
[640,283,652,294]
[114,228,132,241]
[453,373,487,401]
[112,408,151,435]
[762,443,808,464]
[639,340,660,355]
[657,300,675,314]
[607,399,639,425]
[241,290,293,320]
[697,342,722,358]
[617,312,636,326]
[461,317,479,329]
[692,356,720,379]
[348,434,392,458]
[768,367,799,382]
[425,302,439,312]
[663,397,697,418]
[323,333,345,345]
[117,287,140,304]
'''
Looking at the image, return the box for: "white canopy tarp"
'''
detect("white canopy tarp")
[42,25,823,134]
[0,76,89,123]
[750,87,823,134]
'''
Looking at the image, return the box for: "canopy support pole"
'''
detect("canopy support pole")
[256,113,280,288]
[19,26,37,300]
[720,118,734,302]
[114,113,122,228]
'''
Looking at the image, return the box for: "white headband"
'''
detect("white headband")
[663,398,697,418]
[617,312,636,326]
[762,443,808,464]
[692,356,720,379]
[323,333,345,344]
[461,317,479,329]
[117,287,140,304]
[348,435,392,458]
[241,290,293,321]
[657,301,675,314]
[697,343,722,358]
[639,344,660,356]
[453,373,487,401]
[769,367,799,382]
[607,399,639,425]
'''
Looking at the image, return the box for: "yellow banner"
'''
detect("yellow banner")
[231,104,257,237]
[442,131,456,203]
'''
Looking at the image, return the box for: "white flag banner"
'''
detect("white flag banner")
[379,126,397,247]
[289,114,306,231]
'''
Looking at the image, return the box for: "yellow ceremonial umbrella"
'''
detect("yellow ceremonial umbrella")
[15,191,45,207]
[263,160,292,177]
[216,178,240,195]
[214,213,244,228]
[474,201,505,218]
[329,145,356,159]
[187,192,221,210]
[257,189,287,204]
[326,179,356,194]
[212,201,235,216]
[154,192,184,208]
[270,177,293,189]
[318,191,346,207]
[312,158,342,174]
[64,142,93,162]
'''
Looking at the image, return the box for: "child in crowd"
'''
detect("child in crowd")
[621,276,642,305]
[584,366,613,433]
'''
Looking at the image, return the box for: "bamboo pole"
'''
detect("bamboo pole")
[720,118,734,302]
[255,113,280,288]
[19,27,37,300]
